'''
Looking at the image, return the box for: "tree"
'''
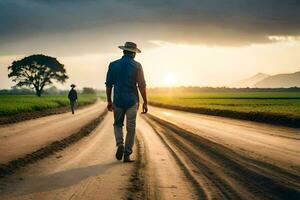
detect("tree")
[8,54,68,97]
[82,87,96,94]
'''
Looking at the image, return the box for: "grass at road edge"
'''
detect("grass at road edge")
[0,94,97,116]
[149,102,300,128]
[0,95,98,125]
[149,92,300,127]
[0,110,108,178]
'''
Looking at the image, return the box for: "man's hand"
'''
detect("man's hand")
[107,102,113,112]
[142,102,148,113]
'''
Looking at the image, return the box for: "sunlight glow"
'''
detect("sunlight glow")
[164,73,177,85]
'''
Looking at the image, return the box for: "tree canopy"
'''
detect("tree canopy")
[8,54,68,96]
[82,87,96,94]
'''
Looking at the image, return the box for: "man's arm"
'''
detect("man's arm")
[137,64,148,113]
[106,87,113,111]
[105,63,114,112]
[75,90,78,100]
[139,86,148,113]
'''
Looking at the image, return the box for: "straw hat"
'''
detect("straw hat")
[118,41,141,53]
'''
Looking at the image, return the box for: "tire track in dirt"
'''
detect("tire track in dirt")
[143,114,300,200]
[126,135,146,200]
[0,114,136,200]
[0,110,108,178]
[0,100,106,164]
[136,115,198,200]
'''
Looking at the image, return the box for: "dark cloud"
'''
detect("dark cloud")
[1,0,300,55]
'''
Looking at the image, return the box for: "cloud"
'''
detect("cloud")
[1,0,300,55]
[268,35,300,42]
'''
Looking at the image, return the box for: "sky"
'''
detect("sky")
[1,0,300,89]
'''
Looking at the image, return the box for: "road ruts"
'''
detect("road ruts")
[0,101,106,164]
[143,114,300,200]
[0,114,136,200]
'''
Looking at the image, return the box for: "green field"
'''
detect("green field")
[149,92,300,125]
[0,95,97,116]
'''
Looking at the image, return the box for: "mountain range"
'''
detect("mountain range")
[230,71,300,88]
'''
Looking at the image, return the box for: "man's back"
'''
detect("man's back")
[106,54,146,108]
[105,41,147,162]
[68,89,77,101]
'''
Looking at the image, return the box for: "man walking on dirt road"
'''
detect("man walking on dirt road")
[105,41,148,163]
[68,84,78,114]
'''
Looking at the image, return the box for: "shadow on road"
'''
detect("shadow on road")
[1,161,120,198]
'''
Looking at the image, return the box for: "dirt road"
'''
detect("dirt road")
[0,101,106,164]
[0,114,137,200]
[0,105,299,199]
[142,106,300,199]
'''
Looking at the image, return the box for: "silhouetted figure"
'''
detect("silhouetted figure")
[106,41,148,163]
[68,84,78,114]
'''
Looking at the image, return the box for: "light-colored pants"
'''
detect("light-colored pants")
[113,103,138,156]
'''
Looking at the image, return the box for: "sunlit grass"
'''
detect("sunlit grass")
[0,94,97,116]
[149,92,300,118]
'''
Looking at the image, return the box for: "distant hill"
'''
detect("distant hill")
[255,71,300,88]
[230,73,270,88]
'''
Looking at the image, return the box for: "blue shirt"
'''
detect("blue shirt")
[105,55,146,109]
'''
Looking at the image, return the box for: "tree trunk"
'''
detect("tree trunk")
[36,89,42,97]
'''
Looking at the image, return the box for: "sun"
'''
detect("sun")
[164,73,177,85]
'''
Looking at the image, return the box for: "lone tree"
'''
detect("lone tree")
[8,54,68,97]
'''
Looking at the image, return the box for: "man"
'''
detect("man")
[68,84,78,114]
[105,41,148,163]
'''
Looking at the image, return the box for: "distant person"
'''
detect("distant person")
[68,84,78,114]
[105,41,148,163]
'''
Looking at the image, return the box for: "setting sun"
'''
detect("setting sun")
[164,73,177,85]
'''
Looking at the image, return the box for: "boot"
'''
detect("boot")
[123,155,134,163]
[115,145,124,160]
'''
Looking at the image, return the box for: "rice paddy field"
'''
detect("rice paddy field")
[148,92,300,126]
[0,94,97,116]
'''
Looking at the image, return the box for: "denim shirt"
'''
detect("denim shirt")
[105,55,146,109]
